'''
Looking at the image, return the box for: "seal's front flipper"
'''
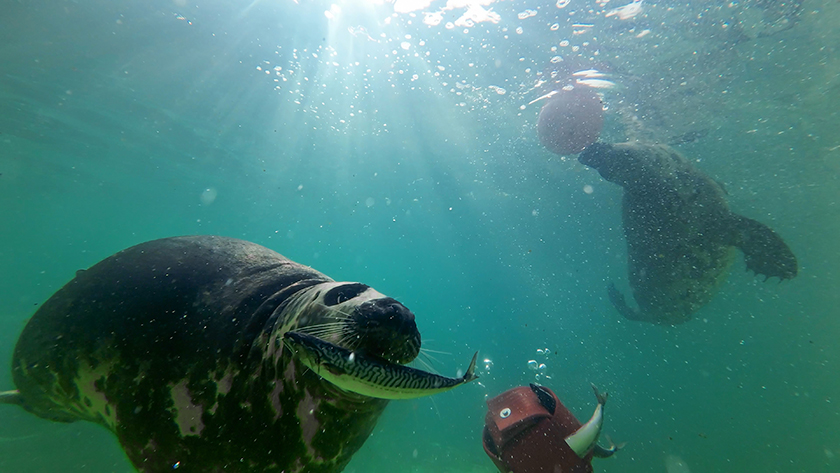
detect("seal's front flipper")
[0,390,23,406]
[607,283,646,322]
[729,215,798,280]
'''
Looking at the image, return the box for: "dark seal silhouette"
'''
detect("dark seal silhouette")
[578,142,797,325]
[0,236,421,472]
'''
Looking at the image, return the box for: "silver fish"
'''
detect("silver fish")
[283,331,478,400]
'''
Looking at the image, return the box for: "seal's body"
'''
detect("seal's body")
[578,142,797,325]
[4,236,420,472]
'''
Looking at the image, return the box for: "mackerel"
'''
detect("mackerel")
[283,331,478,399]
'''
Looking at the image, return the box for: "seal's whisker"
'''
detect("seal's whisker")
[418,347,447,367]
[336,332,356,346]
[338,334,364,352]
[295,325,341,335]
[298,330,341,340]
[297,327,345,339]
[417,347,452,356]
[413,348,452,374]
[298,320,353,332]
[309,314,353,324]
[298,321,348,332]
[411,354,439,374]
[300,320,348,327]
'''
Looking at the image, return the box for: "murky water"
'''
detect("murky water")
[2,0,838,471]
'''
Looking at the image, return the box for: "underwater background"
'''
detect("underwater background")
[1,0,838,471]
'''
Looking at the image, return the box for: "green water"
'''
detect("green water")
[1,0,838,471]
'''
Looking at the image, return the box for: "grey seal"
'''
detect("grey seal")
[578,142,797,324]
[1,236,421,472]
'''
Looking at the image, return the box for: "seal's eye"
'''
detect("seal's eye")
[323,283,369,306]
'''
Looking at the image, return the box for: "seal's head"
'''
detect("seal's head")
[275,281,421,364]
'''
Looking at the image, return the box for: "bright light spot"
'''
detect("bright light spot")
[573,69,606,77]
[576,78,616,88]
[454,5,501,27]
[324,4,341,19]
[394,0,433,13]
[606,0,643,20]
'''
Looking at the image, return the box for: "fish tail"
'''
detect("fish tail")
[591,383,608,406]
[605,434,626,452]
[463,352,479,382]
[592,435,626,458]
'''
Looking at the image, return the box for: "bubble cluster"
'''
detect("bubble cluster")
[527,347,551,381]
[483,357,494,376]
[250,0,619,136]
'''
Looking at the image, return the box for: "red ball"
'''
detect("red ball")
[537,86,604,155]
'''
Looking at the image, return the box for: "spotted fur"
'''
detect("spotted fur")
[6,236,421,472]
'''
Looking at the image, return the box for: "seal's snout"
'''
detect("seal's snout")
[577,141,610,167]
[358,298,417,332]
[354,298,420,364]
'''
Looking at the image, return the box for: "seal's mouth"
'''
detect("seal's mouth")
[283,330,412,400]
[291,283,421,365]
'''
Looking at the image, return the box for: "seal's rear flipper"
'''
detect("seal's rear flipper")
[607,283,646,322]
[0,390,23,406]
[729,215,798,280]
